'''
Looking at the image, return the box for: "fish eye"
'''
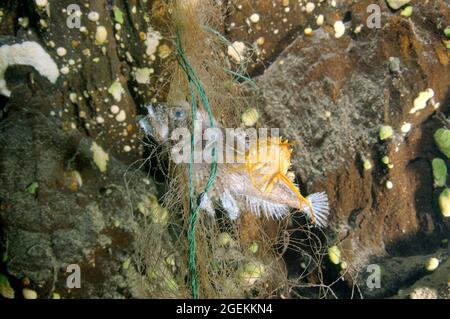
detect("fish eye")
[173,108,186,120]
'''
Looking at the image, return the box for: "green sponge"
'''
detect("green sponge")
[432,158,447,187]
[434,128,450,158]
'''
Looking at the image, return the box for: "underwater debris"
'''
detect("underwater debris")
[144,27,162,56]
[95,26,108,45]
[158,44,172,59]
[438,188,450,218]
[363,159,373,171]
[60,66,70,75]
[316,14,324,26]
[115,110,127,122]
[237,261,266,287]
[425,258,440,272]
[90,141,109,173]
[333,21,345,38]
[386,181,394,189]
[249,13,260,24]
[432,158,447,187]
[0,274,14,299]
[122,258,131,270]
[22,288,38,299]
[386,0,411,10]
[409,287,438,299]
[112,6,124,24]
[217,232,233,247]
[35,0,48,9]
[26,182,39,195]
[389,57,401,73]
[410,89,434,114]
[304,28,314,36]
[137,194,169,226]
[305,2,316,14]
[400,5,413,17]
[88,11,100,22]
[51,292,61,299]
[445,27,450,38]
[379,125,394,140]
[22,277,30,286]
[134,67,154,84]
[64,170,83,191]
[52,292,61,299]
[108,81,125,102]
[434,128,450,158]
[0,41,59,97]
[248,242,259,254]
[400,122,412,134]
[56,47,67,57]
[18,17,30,28]
[328,245,341,265]
[227,41,247,64]
[241,108,259,127]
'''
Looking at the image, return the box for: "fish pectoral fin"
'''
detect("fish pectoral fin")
[301,192,330,228]
[220,191,240,220]
[199,192,215,217]
[242,194,290,219]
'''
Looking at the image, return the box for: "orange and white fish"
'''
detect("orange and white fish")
[139,103,330,227]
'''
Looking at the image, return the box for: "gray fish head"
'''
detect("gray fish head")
[138,103,189,143]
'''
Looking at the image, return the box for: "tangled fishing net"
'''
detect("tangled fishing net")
[124,0,340,299]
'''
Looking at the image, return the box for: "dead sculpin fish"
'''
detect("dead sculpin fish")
[138,103,330,227]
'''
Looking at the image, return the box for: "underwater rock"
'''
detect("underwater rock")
[359,252,449,298]
[409,287,438,299]
[251,0,450,296]
[394,255,450,299]
[0,103,163,298]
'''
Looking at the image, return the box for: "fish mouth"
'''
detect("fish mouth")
[138,115,154,137]
[138,103,169,142]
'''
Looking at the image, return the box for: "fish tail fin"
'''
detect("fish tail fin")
[301,192,330,228]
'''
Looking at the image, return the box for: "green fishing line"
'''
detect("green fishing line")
[175,30,218,299]
[203,25,257,87]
